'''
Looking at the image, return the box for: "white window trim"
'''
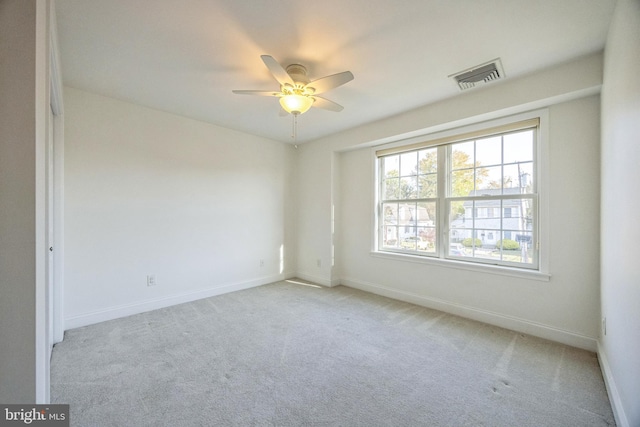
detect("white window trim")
[371,109,550,280]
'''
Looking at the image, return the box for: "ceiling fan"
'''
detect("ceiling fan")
[233,55,354,116]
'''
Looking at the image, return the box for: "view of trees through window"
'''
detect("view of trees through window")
[379,126,537,269]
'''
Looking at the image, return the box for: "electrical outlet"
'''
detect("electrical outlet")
[260,259,264,267]
[316,259,322,268]
[146,274,157,287]
[602,317,606,336]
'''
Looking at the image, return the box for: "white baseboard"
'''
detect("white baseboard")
[65,273,291,330]
[341,277,598,352]
[597,342,630,427]
[295,271,336,287]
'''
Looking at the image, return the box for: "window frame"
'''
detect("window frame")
[372,110,550,281]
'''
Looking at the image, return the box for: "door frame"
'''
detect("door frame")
[35,0,64,403]
[50,0,64,345]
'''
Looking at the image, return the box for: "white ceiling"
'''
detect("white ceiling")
[55,0,615,144]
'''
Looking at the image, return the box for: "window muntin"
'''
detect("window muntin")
[377,122,538,270]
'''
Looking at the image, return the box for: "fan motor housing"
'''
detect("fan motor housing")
[286,64,309,84]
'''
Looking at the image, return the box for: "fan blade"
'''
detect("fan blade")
[312,96,344,112]
[261,55,294,87]
[232,90,281,97]
[306,71,354,94]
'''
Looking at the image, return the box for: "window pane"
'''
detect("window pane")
[448,232,468,257]
[417,148,438,198]
[399,201,417,249]
[451,168,474,197]
[383,177,400,199]
[475,136,502,167]
[417,201,436,223]
[418,173,437,198]
[502,201,527,230]
[504,130,533,164]
[418,227,436,253]
[418,148,437,174]
[400,177,417,199]
[382,203,398,225]
[477,228,498,247]
[475,201,501,229]
[382,226,400,249]
[446,196,535,265]
[503,162,533,192]
[451,141,474,170]
[449,200,466,223]
[400,228,418,250]
[514,232,534,264]
[448,200,468,253]
[470,229,496,260]
[475,166,502,193]
[382,202,399,248]
[498,231,534,264]
[505,199,533,231]
[417,202,437,253]
[383,156,399,177]
[463,229,481,254]
[400,152,418,176]
[398,202,417,227]
[502,165,519,190]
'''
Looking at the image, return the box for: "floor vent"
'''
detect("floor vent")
[449,58,504,90]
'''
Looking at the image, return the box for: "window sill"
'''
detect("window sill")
[370,251,551,282]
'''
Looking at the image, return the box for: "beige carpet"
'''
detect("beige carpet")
[51,279,615,426]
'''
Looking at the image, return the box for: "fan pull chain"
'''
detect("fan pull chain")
[291,114,298,146]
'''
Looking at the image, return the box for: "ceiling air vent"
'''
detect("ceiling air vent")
[449,58,504,90]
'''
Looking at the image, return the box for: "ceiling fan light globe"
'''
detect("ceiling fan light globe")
[280,95,314,115]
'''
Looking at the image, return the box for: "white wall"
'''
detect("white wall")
[295,141,336,285]
[297,53,604,350]
[64,87,296,327]
[338,96,600,348]
[0,0,52,403]
[0,0,38,403]
[600,0,640,425]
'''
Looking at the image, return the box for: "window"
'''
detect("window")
[377,118,539,270]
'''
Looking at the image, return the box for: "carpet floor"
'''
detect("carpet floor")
[51,279,615,426]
